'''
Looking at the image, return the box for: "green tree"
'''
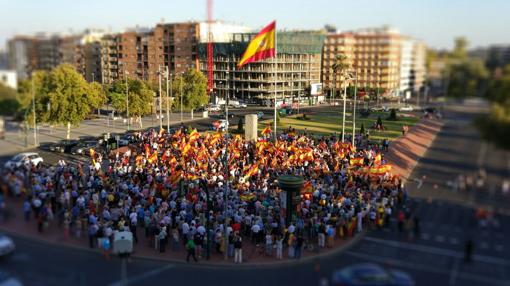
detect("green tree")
[486,64,510,104]
[447,59,488,98]
[108,78,154,128]
[452,37,468,60]
[172,69,208,111]
[22,65,105,138]
[0,82,20,116]
[331,54,350,102]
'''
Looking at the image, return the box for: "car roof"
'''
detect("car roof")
[17,152,39,156]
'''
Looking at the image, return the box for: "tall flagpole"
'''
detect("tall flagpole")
[273,22,277,141]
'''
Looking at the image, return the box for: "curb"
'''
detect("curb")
[0,224,366,269]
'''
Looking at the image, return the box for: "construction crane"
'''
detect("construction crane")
[206,0,213,97]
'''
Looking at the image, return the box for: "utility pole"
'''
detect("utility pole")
[224,70,230,261]
[180,74,183,123]
[166,66,170,130]
[352,70,358,146]
[125,71,130,131]
[341,82,347,142]
[31,77,37,146]
[158,65,163,130]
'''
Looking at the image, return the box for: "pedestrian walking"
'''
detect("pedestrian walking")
[275,235,283,260]
[186,238,198,262]
[234,234,243,263]
[295,235,303,259]
[464,239,473,263]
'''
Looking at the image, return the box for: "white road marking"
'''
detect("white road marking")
[109,264,175,286]
[435,235,445,243]
[363,237,510,266]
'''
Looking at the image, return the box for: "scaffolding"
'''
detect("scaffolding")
[198,31,325,102]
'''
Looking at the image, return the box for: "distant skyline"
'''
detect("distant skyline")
[1,0,509,50]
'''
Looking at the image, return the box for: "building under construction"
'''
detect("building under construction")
[199,31,325,105]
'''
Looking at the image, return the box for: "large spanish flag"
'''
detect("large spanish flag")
[237,21,276,68]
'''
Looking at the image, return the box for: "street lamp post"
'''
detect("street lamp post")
[158,65,163,130]
[31,77,37,146]
[352,70,358,146]
[341,83,347,142]
[224,71,230,260]
[125,71,130,131]
[180,74,183,123]
[166,67,171,131]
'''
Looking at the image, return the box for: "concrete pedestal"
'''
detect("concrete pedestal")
[245,114,258,142]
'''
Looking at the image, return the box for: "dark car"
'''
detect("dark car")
[70,141,99,155]
[52,139,79,153]
[218,113,235,119]
[331,263,414,286]
[38,142,58,152]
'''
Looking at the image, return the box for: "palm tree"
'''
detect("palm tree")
[331,54,349,105]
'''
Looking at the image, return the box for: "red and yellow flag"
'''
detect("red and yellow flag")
[189,129,200,142]
[237,21,276,68]
[147,152,158,164]
[350,157,365,166]
[261,125,272,135]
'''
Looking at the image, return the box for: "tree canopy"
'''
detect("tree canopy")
[108,78,154,118]
[0,82,20,116]
[171,68,208,111]
[23,64,105,126]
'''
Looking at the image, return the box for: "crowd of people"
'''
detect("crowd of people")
[1,126,410,263]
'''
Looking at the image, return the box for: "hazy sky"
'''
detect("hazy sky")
[1,0,509,50]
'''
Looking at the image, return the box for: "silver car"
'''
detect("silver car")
[0,235,15,257]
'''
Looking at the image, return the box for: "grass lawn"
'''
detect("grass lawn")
[259,109,420,141]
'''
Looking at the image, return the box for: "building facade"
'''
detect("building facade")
[322,27,426,98]
[7,36,38,80]
[199,31,324,104]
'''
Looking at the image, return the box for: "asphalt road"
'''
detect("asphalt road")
[1,100,509,286]
[406,98,510,213]
[1,196,508,286]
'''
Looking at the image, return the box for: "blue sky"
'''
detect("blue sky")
[1,0,509,50]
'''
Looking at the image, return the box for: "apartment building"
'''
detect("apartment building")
[7,36,38,79]
[322,27,426,98]
[199,31,324,104]
[100,22,202,84]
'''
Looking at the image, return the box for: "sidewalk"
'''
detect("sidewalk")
[0,112,205,157]
[0,197,363,266]
[385,117,444,181]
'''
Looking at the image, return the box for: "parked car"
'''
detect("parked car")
[70,141,99,155]
[399,106,414,111]
[218,113,235,119]
[52,139,79,153]
[257,112,264,119]
[331,263,414,286]
[38,142,58,152]
[208,105,221,112]
[4,153,43,169]
[235,102,248,108]
[0,235,15,257]
[0,271,23,286]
